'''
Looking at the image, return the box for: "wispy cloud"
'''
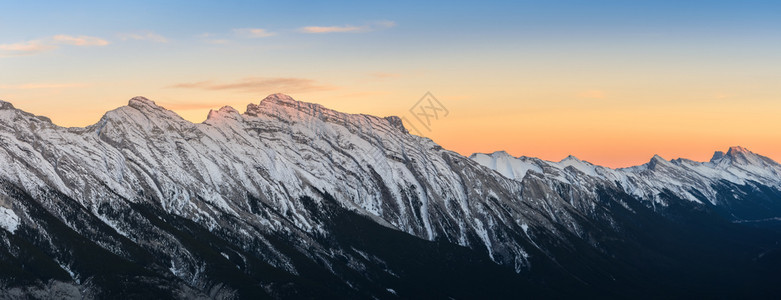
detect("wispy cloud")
[0,34,109,57]
[577,90,606,99]
[0,83,87,89]
[298,21,396,34]
[299,25,364,34]
[233,28,276,38]
[118,32,168,43]
[169,77,336,94]
[52,35,109,46]
[0,40,57,56]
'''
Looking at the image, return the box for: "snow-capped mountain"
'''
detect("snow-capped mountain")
[1,94,780,298]
[471,146,781,219]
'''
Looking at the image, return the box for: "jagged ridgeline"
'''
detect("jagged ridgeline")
[0,94,780,298]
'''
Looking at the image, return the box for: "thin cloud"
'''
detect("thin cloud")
[118,32,168,43]
[0,40,56,56]
[169,77,336,94]
[52,35,109,46]
[0,34,108,57]
[300,25,364,34]
[298,20,396,34]
[233,28,276,38]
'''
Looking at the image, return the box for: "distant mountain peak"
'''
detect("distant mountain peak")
[206,106,241,122]
[257,93,302,109]
[262,93,296,102]
[491,150,512,157]
[384,115,407,133]
[726,146,754,160]
[728,145,749,153]
[708,146,768,166]
[128,96,157,108]
[247,93,408,135]
[250,93,328,116]
[217,105,239,114]
[561,155,581,162]
[0,100,14,110]
[710,151,726,163]
[646,154,669,170]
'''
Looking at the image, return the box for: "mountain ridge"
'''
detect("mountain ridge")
[471,146,778,172]
[1,94,781,298]
[4,94,770,171]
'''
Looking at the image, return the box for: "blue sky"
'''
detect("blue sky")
[6,1,780,44]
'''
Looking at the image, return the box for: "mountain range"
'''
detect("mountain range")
[0,94,780,298]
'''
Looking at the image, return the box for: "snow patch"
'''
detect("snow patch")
[59,263,79,284]
[0,207,19,233]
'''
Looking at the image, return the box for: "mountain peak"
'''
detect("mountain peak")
[646,154,670,170]
[710,151,726,163]
[474,151,514,160]
[0,100,14,110]
[718,146,766,165]
[710,147,754,163]
[561,155,580,162]
[384,116,407,133]
[249,93,326,117]
[128,96,160,109]
[252,93,324,112]
[727,146,750,155]
[206,106,241,122]
[706,146,781,169]
[247,94,409,135]
[261,93,296,103]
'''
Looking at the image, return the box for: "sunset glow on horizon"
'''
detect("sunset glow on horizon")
[2,1,780,168]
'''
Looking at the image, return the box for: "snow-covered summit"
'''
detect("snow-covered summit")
[644,154,672,171]
[561,155,581,162]
[261,93,297,103]
[247,93,408,135]
[471,146,781,207]
[715,146,774,166]
[128,96,156,106]
[206,106,241,122]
